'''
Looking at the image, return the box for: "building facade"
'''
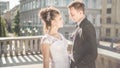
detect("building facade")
[101,0,120,41]
[19,0,43,36]
[19,0,101,40]
[19,0,74,37]
[0,1,9,15]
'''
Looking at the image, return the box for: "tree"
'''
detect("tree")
[0,16,7,37]
[13,10,20,36]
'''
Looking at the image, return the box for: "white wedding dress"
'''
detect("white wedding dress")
[41,33,70,68]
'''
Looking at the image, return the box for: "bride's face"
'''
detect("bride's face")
[52,14,64,28]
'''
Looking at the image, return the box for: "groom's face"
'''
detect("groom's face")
[68,7,81,23]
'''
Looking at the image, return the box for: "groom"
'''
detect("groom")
[68,1,98,68]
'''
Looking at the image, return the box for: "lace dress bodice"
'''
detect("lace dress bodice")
[41,33,70,68]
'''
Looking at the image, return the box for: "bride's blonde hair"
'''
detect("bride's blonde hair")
[39,7,60,34]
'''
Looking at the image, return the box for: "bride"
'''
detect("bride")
[39,7,70,68]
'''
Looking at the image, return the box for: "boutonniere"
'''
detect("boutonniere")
[70,31,76,40]
[77,28,82,38]
[70,27,82,41]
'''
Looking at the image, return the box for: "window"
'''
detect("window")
[116,29,118,37]
[47,0,52,6]
[27,2,30,10]
[30,1,33,9]
[24,4,27,11]
[33,1,35,9]
[107,8,111,14]
[107,17,111,24]
[54,0,58,6]
[66,0,71,6]
[106,28,110,36]
[26,3,28,11]
[36,0,40,8]
[107,0,112,4]
[93,0,96,8]
[84,0,88,8]
[22,4,24,11]
[100,18,102,24]
[20,5,23,12]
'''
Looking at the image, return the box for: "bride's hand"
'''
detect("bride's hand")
[67,44,72,54]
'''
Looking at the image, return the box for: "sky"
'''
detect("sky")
[1,0,20,10]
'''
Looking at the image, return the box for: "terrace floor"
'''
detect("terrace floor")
[0,54,43,68]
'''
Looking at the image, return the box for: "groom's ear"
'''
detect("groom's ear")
[78,10,82,15]
[80,9,84,14]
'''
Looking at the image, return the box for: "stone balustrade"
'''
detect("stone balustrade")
[0,36,120,68]
[0,36,43,56]
[96,48,120,68]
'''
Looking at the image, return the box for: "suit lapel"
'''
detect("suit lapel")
[74,27,82,41]
[74,18,87,42]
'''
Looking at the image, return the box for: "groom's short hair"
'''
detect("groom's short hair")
[68,1,85,13]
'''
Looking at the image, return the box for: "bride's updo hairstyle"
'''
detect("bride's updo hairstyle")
[39,7,60,34]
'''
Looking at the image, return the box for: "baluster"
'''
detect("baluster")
[17,40,20,55]
[9,40,13,56]
[30,39,33,53]
[110,60,120,68]
[38,39,41,54]
[113,62,119,68]
[0,41,2,56]
[25,39,29,54]
[17,40,19,53]
[3,41,8,56]
[22,40,25,54]
[14,40,18,55]
[19,40,23,55]
[95,57,99,68]
[12,40,15,55]
[22,40,25,55]
[34,39,38,53]
[104,59,110,68]
[99,56,104,68]
[109,61,114,68]
[116,62,120,68]
[97,55,102,68]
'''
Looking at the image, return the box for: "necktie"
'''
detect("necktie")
[75,25,78,28]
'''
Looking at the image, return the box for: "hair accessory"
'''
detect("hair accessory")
[47,12,50,21]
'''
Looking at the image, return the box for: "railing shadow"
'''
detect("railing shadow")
[0,53,43,67]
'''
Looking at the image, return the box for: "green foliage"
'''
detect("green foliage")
[0,16,7,37]
[13,10,20,36]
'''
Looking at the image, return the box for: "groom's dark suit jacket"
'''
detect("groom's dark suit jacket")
[71,17,98,68]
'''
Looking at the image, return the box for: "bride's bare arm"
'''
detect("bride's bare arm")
[41,43,50,68]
